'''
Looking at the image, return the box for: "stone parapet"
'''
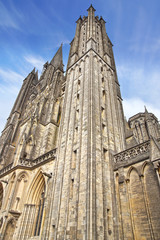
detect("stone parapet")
[0,148,56,178]
[114,140,150,170]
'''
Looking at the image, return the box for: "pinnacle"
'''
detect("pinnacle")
[31,67,36,74]
[144,105,151,121]
[50,44,63,71]
[144,105,148,113]
[87,4,96,12]
[35,70,38,82]
[76,16,82,23]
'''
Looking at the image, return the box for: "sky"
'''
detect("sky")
[0,0,160,133]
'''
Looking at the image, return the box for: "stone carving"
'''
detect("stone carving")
[114,141,150,163]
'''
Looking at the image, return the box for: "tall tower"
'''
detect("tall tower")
[0,5,160,240]
[48,5,126,240]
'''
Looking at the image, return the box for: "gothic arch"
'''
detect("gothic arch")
[127,166,139,180]
[140,161,151,176]
[129,167,151,239]
[80,59,84,65]
[75,64,80,79]
[23,134,34,159]
[27,171,45,236]
[17,170,46,239]
[3,173,16,209]
[3,218,16,240]
[107,68,113,77]
[11,171,29,212]
[84,54,89,61]
[40,97,49,123]
[27,170,45,203]
[143,163,160,238]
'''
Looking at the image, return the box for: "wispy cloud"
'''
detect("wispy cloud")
[0,67,24,132]
[24,55,45,72]
[0,68,24,84]
[0,2,22,30]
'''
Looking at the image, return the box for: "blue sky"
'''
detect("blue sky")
[0,0,160,132]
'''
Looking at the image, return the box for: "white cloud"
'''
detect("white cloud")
[117,63,160,107]
[117,60,160,123]
[0,68,25,133]
[0,2,21,30]
[123,97,160,121]
[24,55,45,73]
[0,68,24,84]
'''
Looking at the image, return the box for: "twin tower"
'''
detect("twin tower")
[0,5,160,240]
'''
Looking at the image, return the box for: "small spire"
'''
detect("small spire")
[144,105,151,122]
[31,67,35,74]
[144,105,148,113]
[76,16,82,23]
[87,4,96,12]
[100,16,106,24]
[35,70,38,82]
[50,44,63,71]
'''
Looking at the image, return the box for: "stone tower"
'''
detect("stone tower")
[0,5,160,240]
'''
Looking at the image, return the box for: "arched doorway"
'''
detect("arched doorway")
[16,172,45,239]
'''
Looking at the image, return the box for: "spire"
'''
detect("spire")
[144,105,148,113]
[87,4,96,12]
[50,44,63,72]
[144,105,150,120]
[35,70,38,83]
[76,16,82,23]
[31,67,35,74]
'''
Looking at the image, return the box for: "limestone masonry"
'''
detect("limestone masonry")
[0,5,160,240]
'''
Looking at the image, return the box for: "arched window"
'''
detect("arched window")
[34,187,45,236]
[11,172,28,212]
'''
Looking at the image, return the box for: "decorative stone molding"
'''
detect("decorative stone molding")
[0,163,13,176]
[0,148,56,178]
[114,141,150,168]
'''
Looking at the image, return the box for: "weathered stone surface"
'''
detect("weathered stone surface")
[0,5,160,240]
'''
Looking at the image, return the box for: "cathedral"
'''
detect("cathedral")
[0,5,160,240]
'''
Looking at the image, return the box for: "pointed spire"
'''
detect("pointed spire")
[87,4,96,12]
[144,105,150,120]
[35,70,38,82]
[100,16,106,24]
[76,16,82,23]
[31,67,35,74]
[50,44,63,72]
[144,105,148,113]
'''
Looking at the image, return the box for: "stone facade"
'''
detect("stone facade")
[0,5,160,240]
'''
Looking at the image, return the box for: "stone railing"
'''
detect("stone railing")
[20,148,56,167]
[0,148,56,177]
[0,163,13,176]
[114,141,150,164]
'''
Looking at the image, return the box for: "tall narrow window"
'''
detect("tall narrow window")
[0,182,3,210]
[101,106,105,120]
[70,179,74,199]
[72,150,77,169]
[102,77,104,88]
[34,191,45,236]
[102,89,105,103]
